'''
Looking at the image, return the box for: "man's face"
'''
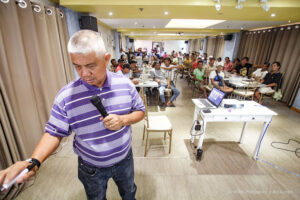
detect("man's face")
[272,63,279,72]
[198,62,203,69]
[262,64,268,71]
[217,66,223,72]
[204,54,207,59]
[131,63,136,68]
[123,68,130,74]
[165,59,170,66]
[71,52,110,87]
[241,59,247,65]
[119,61,124,67]
[155,63,161,70]
[209,59,214,66]
[112,60,117,66]
[225,57,229,62]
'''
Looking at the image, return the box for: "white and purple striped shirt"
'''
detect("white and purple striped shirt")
[45,70,145,167]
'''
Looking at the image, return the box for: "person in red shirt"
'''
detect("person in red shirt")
[115,59,124,73]
[192,57,202,72]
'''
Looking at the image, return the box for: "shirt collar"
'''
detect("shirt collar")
[81,69,112,91]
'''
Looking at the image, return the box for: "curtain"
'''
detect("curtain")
[214,36,225,59]
[237,24,300,105]
[0,0,73,198]
[206,36,216,57]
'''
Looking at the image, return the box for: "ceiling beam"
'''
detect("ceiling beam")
[61,0,300,7]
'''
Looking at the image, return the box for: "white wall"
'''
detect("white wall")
[134,40,186,55]
[134,40,153,54]
[163,40,186,54]
[97,24,116,60]
[223,33,241,61]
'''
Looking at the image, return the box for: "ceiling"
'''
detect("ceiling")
[59,0,300,40]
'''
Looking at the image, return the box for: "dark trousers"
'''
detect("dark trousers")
[78,148,136,200]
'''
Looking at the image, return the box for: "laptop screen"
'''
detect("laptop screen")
[208,88,226,107]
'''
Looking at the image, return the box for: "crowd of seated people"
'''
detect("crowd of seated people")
[107,49,282,105]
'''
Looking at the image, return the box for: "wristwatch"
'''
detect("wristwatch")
[26,158,41,168]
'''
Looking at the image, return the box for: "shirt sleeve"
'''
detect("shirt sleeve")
[209,71,215,79]
[128,81,145,112]
[45,99,71,137]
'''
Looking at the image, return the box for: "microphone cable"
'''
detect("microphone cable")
[270,139,300,159]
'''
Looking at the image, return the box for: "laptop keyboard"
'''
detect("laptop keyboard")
[199,99,213,107]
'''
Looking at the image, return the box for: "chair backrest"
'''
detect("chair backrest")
[277,72,284,91]
[246,80,259,94]
[142,94,149,128]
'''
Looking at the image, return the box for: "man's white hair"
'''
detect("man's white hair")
[67,30,106,57]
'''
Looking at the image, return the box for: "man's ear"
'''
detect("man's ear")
[104,53,111,66]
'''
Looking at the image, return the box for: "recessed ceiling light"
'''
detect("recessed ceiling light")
[165,19,225,28]
[288,20,291,23]
[271,13,276,17]
[164,11,169,15]
[108,12,113,16]
[134,22,138,25]
[241,27,244,30]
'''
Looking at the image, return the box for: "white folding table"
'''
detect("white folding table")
[192,99,277,160]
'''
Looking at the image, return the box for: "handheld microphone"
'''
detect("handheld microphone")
[0,163,36,192]
[90,95,108,118]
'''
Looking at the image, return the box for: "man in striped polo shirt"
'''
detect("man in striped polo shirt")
[0,30,145,200]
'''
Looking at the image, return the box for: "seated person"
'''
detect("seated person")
[216,57,224,66]
[109,59,117,72]
[192,57,202,73]
[115,59,124,73]
[233,56,252,76]
[181,54,192,78]
[130,60,141,78]
[152,62,180,107]
[161,57,183,82]
[251,61,270,80]
[255,61,282,104]
[203,57,216,78]
[209,65,233,93]
[193,61,207,98]
[223,57,233,71]
[230,58,240,72]
[116,63,138,85]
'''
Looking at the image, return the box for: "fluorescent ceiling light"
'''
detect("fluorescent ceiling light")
[108,12,113,16]
[164,11,169,15]
[157,33,177,36]
[165,19,225,29]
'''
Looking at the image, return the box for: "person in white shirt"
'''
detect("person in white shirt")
[216,57,224,67]
[204,57,216,78]
[209,65,233,93]
[152,62,180,107]
[251,61,269,80]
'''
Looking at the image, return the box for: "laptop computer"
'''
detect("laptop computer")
[197,88,226,109]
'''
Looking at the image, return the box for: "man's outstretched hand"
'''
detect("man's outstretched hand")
[0,161,38,190]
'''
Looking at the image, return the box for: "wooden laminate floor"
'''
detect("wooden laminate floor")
[15,78,300,200]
